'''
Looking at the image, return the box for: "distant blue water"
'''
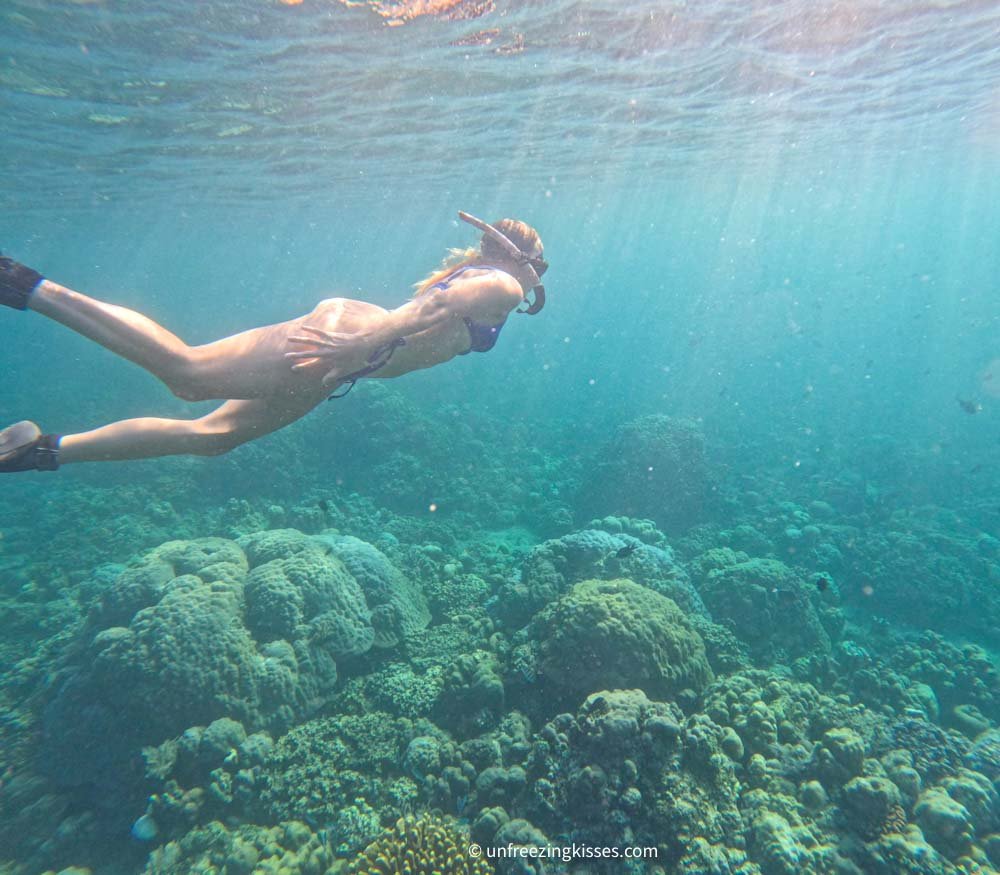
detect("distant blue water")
[2,4,998,479]
[3,166,997,505]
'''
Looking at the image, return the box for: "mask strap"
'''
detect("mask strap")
[457,211,541,289]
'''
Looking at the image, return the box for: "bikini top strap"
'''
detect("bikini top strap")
[430,264,510,292]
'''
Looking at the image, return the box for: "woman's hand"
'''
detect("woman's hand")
[285,324,373,387]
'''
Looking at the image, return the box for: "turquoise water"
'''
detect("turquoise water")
[2,1,1000,873]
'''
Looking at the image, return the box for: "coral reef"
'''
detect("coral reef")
[312,532,430,646]
[698,556,833,663]
[495,526,704,628]
[143,820,333,875]
[576,414,715,534]
[260,711,420,839]
[346,813,491,874]
[34,531,427,826]
[835,509,1000,646]
[530,578,713,706]
[242,533,374,655]
[3,406,1000,875]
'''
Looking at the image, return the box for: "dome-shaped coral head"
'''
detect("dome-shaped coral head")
[458,211,547,314]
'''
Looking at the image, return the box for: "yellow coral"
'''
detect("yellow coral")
[880,804,909,838]
[347,814,493,874]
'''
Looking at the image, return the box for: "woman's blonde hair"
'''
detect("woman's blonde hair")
[413,219,543,297]
[412,247,479,297]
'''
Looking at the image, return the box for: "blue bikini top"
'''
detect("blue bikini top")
[328,264,511,400]
[429,264,510,354]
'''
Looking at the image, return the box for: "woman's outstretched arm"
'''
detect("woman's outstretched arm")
[373,270,524,345]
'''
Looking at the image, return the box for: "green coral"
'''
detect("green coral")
[91,559,175,627]
[532,578,713,705]
[143,819,332,875]
[576,414,714,533]
[887,631,1000,727]
[422,569,491,619]
[588,515,670,547]
[688,546,751,585]
[863,824,958,874]
[812,727,866,790]
[313,533,430,647]
[913,769,999,863]
[841,776,904,839]
[333,616,491,720]
[346,813,492,874]
[237,528,319,566]
[967,729,1000,779]
[519,688,738,866]
[38,530,428,818]
[701,670,865,760]
[749,810,840,875]
[500,528,702,628]
[148,537,249,578]
[331,800,384,857]
[936,769,998,838]
[699,558,831,662]
[436,651,506,735]
[261,712,420,841]
[915,786,976,859]
[245,548,373,656]
[363,662,445,719]
[91,572,262,734]
[43,544,340,793]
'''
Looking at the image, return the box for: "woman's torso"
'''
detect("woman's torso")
[308,267,514,380]
[208,267,517,399]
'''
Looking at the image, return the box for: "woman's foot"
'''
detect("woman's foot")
[0,421,61,472]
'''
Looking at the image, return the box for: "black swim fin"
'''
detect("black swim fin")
[0,421,61,472]
[0,253,44,310]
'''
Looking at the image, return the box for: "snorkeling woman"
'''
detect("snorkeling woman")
[0,212,546,473]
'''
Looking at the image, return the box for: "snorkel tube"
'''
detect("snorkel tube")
[458,211,546,315]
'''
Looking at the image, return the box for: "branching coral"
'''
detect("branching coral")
[346,813,492,874]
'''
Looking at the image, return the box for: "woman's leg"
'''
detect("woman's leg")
[5,256,310,402]
[26,278,307,401]
[28,279,204,399]
[57,394,321,464]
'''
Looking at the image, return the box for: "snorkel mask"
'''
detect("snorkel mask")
[458,211,547,315]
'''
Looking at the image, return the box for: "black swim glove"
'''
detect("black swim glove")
[0,253,44,310]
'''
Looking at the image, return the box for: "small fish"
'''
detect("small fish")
[814,576,830,593]
[318,499,330,513]
[614,543,638,559]
[957,397,982,415]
